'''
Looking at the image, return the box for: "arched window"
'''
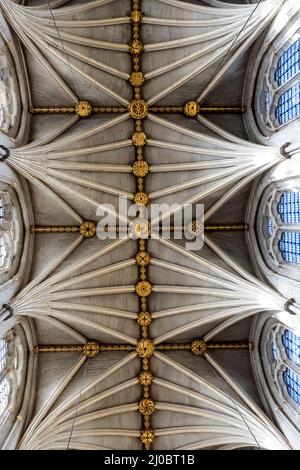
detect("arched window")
[275,83,300,126]
[257,186,300,273]
[279,232,300,264]
[256,318,300,446]
[277,192,300,223]
[0,377,9,416]
[0,339,9,418]
[282,330,300,366]
[0,234,7,269]
[254,30,300,134]
[283,368,300,405]
[0,192,14,272]
[0,338,7,373]
[274,39,300,87]
[269,325,300,408]
[0,196,4,219]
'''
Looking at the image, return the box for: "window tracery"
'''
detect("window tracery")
[255,31,300,133]
[0,377,9,416]
[257,185,300,271]
[269,324,300,408]
[0,192,15,274]
[268,323,300,409]
[275,39,300,86]
[283,368,300,405]
[282,329,300,366]
[0,339,10,419]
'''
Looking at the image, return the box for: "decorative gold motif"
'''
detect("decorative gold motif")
[130,72,145,87]
[134,191,149,205]
[34,345,83,353]
[132,219,151,239]
[29,106,74,114]
[129,0,154,449]
[204,224,249,231]
[80,221,96,238]
[199,106,247,114]
[136,251,150,266]
[190,219,202,234]
[136,281,152,297]
[139,371,153,386]
[93,106,127,113]
[128,99,148,119]
[191,339,207,356]
[130,39,143,55]
[140,428,155,445]
[157,343,190,351]
[206,341,253,350]
[30,225,79,234]
[83,340,100,358]
[132,131,147,147]
[184,101,200,118]
[136,338,155,358]
[133,161,149,177]
[75,100,93,118]
[149,106,183,113]
[131,10,141,23]
[137,312,152,326]
[139,399,155,416]
[100,344,135,351]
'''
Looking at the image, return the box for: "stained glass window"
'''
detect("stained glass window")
[282,329,300,366]
[0,377,9,416]
[279,232,300,264]
[275,39,300,87]
[0,235,6,268]
[263,89,271,111]
[268,218,274,236]
[283,368,300,405]
[275,83,300,125]
[278,192,300,223]
[0,339,7,373]
[0,197,4,219]
[272,343,278,360]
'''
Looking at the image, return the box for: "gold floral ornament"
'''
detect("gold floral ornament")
[75,100,93,118]
[133,160,149,177]
[132,131,147,147]
[184,101,200,118]
[191,339,207,356]
[131,10,141,23]
[130,39,143,55]
[136,281,152,297]
[134,191,148,205]
[136,251,150,266]
[128,99,148,119]
[139,371,153,386]
[130,72,145,87]
[80,221,96,238]
[136,338,155,358]
[140,429,155,445]
[132,219,151,239]
[187,219,202,235]
[139,399,155,416]
[137,311,152,326]
[83,340,100,358]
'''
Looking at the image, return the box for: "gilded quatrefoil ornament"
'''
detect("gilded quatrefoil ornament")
[136,338,155,358]
[128,99,148,119]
